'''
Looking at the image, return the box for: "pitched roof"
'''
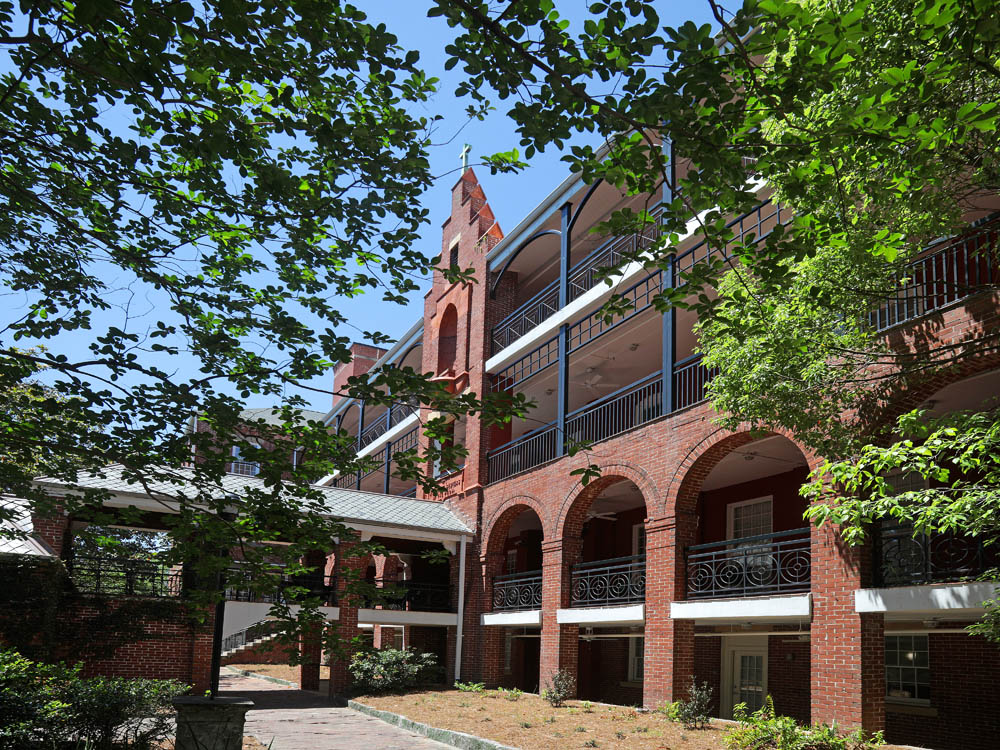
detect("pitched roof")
[33,465,471,536]
[0,497,56,557]
[238,407,327,427]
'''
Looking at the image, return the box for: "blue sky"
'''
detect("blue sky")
[303,1,717,411]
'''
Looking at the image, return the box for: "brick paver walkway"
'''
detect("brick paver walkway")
[220,672,452,750]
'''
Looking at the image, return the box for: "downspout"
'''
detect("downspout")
[454,535,467,683]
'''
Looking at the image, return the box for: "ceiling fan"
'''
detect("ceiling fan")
[580,364,624,392]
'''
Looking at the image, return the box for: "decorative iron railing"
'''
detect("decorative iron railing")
[487,421,558,484]
[566,373,662,448]
[870,219,1000,332]
[491,208,665,355]
[685,528,811,600]
[492,570,543,611]
[68,556,184,598]
[224,571,336,606]
[369,581,452,612]
[222,618,283,656]
[570,554,646,607]
[875,525,993,587]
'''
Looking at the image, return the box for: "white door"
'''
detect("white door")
[722,638,768,718]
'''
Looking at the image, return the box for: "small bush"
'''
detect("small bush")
[674,678,713,730]
[0,649,186,750]
[348,647,440,695]
[657,700,681,721]
[496,686,522,701]
[725,696,884,750]
[581,700,593,713]
[454,681,485,693]
[541,668,575,707]
[519,720,532,728]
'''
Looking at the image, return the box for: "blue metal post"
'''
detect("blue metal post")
[383,441,392,494]
[556,202,572,457]
[661,135,676,416]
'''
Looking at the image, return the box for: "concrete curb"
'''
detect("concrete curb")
[223,666,299,688]
[349,700,519,750]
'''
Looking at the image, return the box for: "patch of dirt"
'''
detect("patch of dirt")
[227,662,330,684]
[358,690,730,750]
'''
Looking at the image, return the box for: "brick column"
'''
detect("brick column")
[539,537,581,697]
[297,549,329,691]
[480,551,506,687]
[328,541,363,700]
[811,523,885,733]
[189,605,216,693]
[644,513,697,708]
[32,508,70,556]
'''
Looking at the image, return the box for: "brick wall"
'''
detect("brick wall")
[885,633,1000,750]
[578,637,643,706]
[768,635,811,724]
[693,636,722,716]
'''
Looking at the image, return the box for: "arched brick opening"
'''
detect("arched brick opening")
[437,304,458,375]
[483,498,548,560]
[556,463,656,541]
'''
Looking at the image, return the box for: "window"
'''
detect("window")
[632,524,646,556]
[727,496,773,540]
[506,549,517,574]
[628,637,644,682]
[885,635,930,702]
[230,442,260,476]
[449,244,459,269]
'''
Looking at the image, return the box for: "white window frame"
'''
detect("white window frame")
[628,636,644,682]
[230,441,261,476]
[632,523,646,556]
[726,496,773,540]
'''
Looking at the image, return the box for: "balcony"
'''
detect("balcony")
[570,554,645,608]
[68,555,184,598]
[875,525,993,587]
[487,357,716,484]
[224,570,336,606]
[685,528,811,600]
[493,570,543,612]
[358,400,418,450]
[372,580,452,612]
[870,217,999,332]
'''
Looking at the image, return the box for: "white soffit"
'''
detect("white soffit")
[357,608,458,627]
[855,583,998,617]
[482,609,542,627]
[556,604,644,626]
[670,593,812,623]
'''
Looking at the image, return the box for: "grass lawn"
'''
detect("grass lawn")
[357,689,730,750]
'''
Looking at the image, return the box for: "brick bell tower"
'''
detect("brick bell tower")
[420,165,503,680]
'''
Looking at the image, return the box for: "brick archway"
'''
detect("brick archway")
[662,425,819,518]
[482,496,548,559]
[554,462,658,540]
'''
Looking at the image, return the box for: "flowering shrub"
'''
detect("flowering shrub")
[348,647,440,695]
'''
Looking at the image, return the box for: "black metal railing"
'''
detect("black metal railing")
[570,554,646,607]
[875,525,993,587]
[358,400,419,450]
[68,556,184,598]
[367,581,452,612]
[567,373,662,448]
[222,618,283,655]
[224,571,336,606]
[673,354,718,411]
[870,218,999,332]
[491,208,665,355]
[492,570,543,611]
[686,528,811,600]
[487,421,558,483]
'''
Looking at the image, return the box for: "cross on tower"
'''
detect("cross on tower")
[460,143,471,173]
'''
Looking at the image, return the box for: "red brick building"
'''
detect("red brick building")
[13,161,1000,750]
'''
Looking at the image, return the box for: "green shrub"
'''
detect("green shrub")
[495,686,522,701]
[0,648,187,750]
[67,676,186,749]
[541,668,575,708]
[674,678,713,729]
[454,681,485,693]
[348,647,440,695]
[725,696,884,750]
[657,700,681,721]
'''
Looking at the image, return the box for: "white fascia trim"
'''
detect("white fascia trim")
[357,608,458,627]
[355,413,419,460]
[556,603,644,625]
[484,179,768,374]
[352,522,470,551]
[670,593,812,622]
[482,609,542,627]
[855,582,998,616]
